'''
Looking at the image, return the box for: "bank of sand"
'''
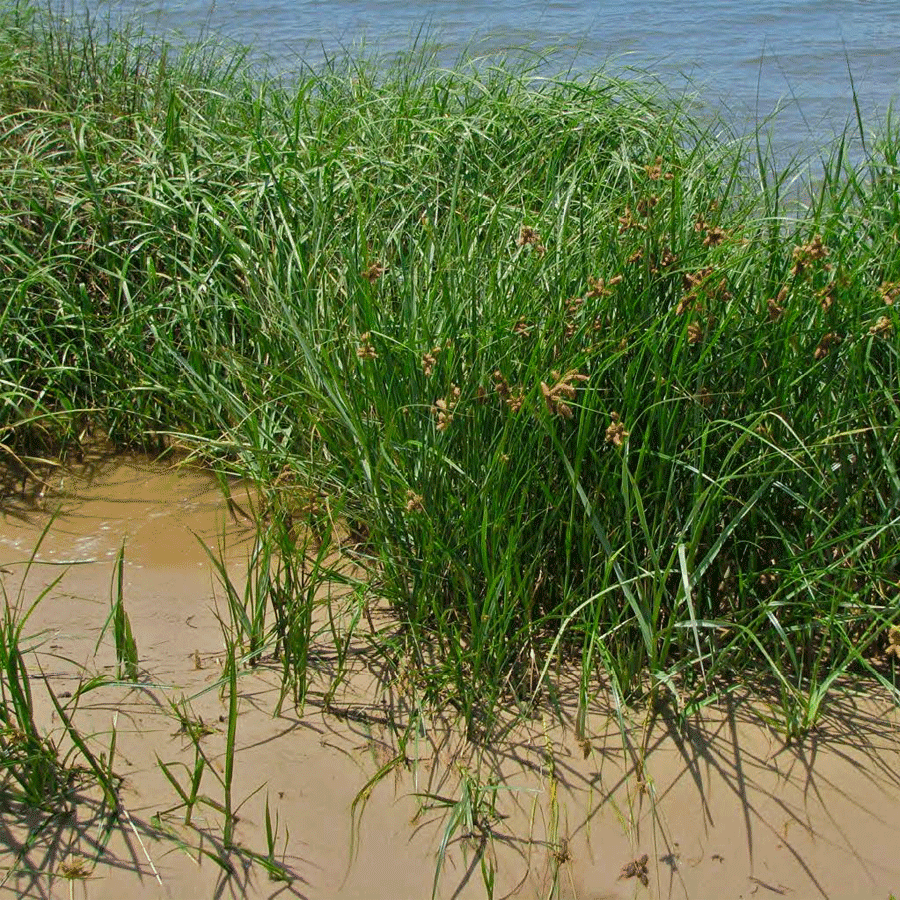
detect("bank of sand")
[1,454,898,899]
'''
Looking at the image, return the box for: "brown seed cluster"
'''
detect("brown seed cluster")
[563,276,622,338]
[645,156,673,181]
[513,317,532,336]
[677,267,730,316]
[404,490,424,513]
[817,284,836,311]
[517,225,546,257]
[813,332,842,360]
[586,274,623,298]
[432,384,461,431]
[767,286,788,321]
[493,370,524,412]
[886,625,900,661]
[618,206,647,233]
[791,235,830,278]
[651,248,678,274]
[636,194,659,217]
[880,281,900,305]
[695,214,728,247]
[421,345,442,376]
[356,332,377,360]
[540,369,588,419]
[869,315,893,337]
[605,410,629,447]
[361,261,386,282]
[619,854,650,887]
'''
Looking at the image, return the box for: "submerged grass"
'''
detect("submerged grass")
[1,0,898,758]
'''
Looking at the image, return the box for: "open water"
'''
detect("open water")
[78,0,900,159]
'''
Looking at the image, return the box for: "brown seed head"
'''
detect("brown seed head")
[869,315,893,337]
[618,206,647,233]
[703,226,727,247]
[887,625,900,660]
[814,332,842,360]
[585,274,623,299]
[791,235,830,277]
[636,194,659,217]
[405,490,424,513]
[645,156,672,180]
[817,284,836,311]
[356,332,378,360]
[517,225,546,256]
[421,346,441,376]
[513,317,532,336]
[542,369,588,418]
[605,411,629,447]
[362,261,386,282]
[879,281,900,305]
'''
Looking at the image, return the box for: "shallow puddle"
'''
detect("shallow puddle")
[1,455,899,899]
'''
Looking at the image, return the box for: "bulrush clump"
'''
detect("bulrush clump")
[695,213,728,247]
[791,235,830,277]
[879,281,900,305]
[618,206,646,232]
[886,625,900,661]
[432,384,461,431]
[868,315,893,337]
[361,261,386,282]
[513,317,532,336]
[768,286,788,321]
[645,156,673,181]
[421,345,441,376]
[605,410,629,447]
[517,225,546,256]
[814,332,842,360]
[541,369,588,419]
[687,321,704,344]
[404,490,424,513]
[585,275,623,298]
[356,332,377,360]
[493,370,524,412]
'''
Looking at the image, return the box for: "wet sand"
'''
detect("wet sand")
[1,454,899,899]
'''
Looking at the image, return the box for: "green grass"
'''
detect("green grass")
[1,0,898,759]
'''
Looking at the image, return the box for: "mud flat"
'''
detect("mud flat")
[0,455,897,899]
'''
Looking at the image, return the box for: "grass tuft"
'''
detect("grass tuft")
[1,0,898,745]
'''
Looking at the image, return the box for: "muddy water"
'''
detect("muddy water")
[2,455,900,899]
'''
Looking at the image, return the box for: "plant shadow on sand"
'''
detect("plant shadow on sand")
[3,455,897,898]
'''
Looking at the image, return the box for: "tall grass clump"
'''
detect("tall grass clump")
[1,0,898,737]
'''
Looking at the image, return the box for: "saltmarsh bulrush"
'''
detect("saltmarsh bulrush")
[3,2,898,735]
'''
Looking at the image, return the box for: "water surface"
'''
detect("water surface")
[77,0,900,158]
